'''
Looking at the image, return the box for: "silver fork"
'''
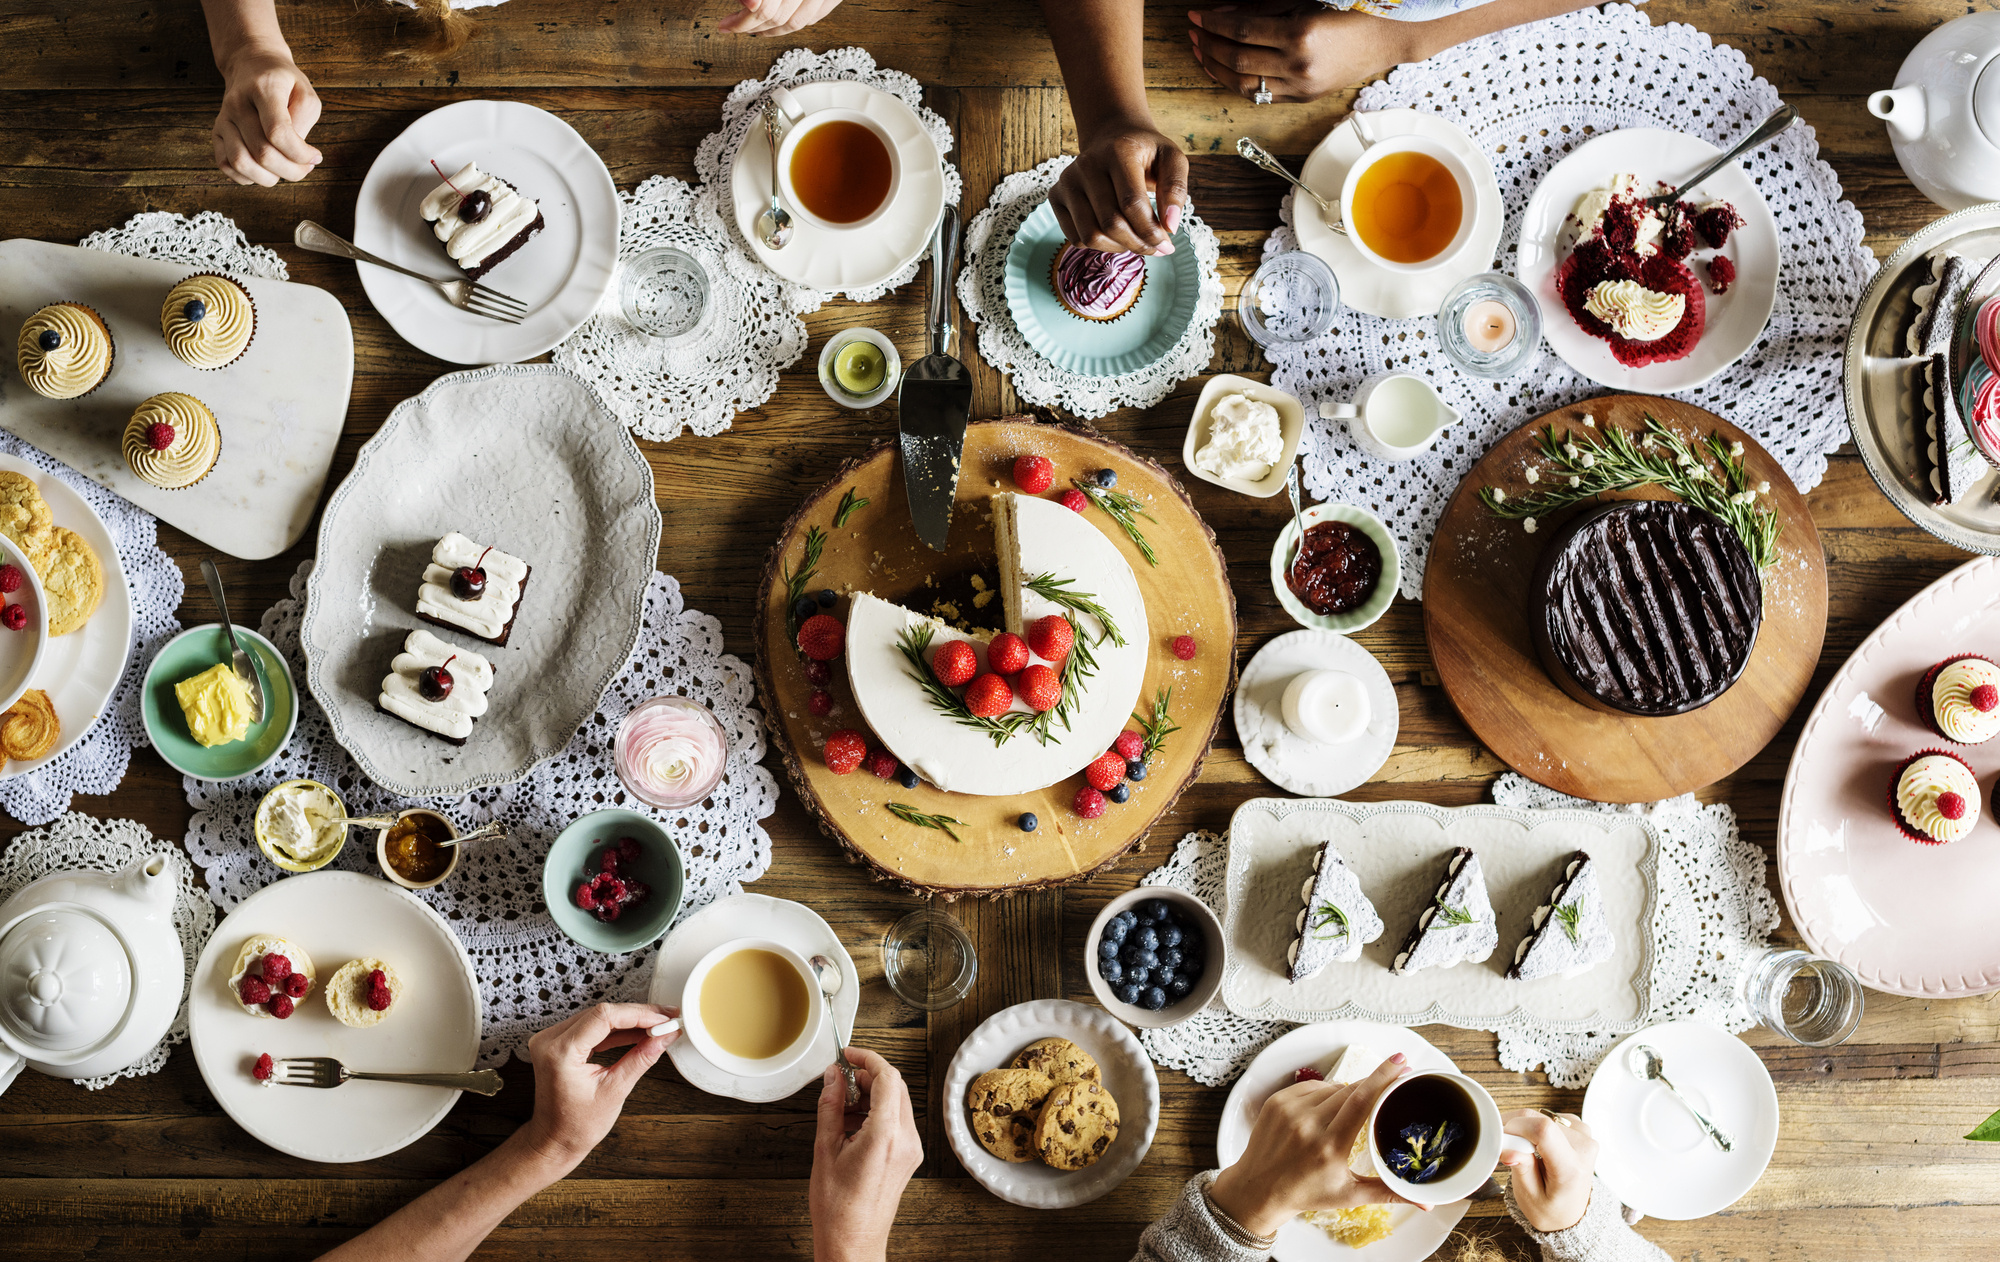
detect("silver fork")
[274,1056,503,1096]
[292,220,528,324]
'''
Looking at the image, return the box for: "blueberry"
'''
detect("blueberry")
[1103,918,1129,943]
[1018,812,1038,832]
[792,595,818,621]
[1134,927,1159,952]
[816,589,837,607]
[1167,973,1193,998]
[1127,760,1148,781]
[1117,982,1142,1005]
[896,768,918,789]
[1126,965,1151,988]
[1142,986,1168,1010]
[1158,924,1183,949]
[1130,947,1159,971]
[1116,909,1139,927]
[1121,943,1146,966]
[183,298,206,324]
[35,329,59,352]
[1141,898,1173,922]
[1107,783,1130,804]
[1099,957,1123,984]
[1098,936,1120,959]
[1158,946,1183,971]
[1095,468,1118,488]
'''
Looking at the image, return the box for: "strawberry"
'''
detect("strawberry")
[865,749,900,779]
[1172,634,1197,661]
[1085,750,1127,792]
[808,689,833,717]
[1294,1066,1326,1083]
[988,632,1030,675]
[1113,730,1144,762]
[931,639,978,687]
[823,730,867,774]
[964,673,1015,718]
[797,614,846,661]
[1026,614,1073,665]
[1058,488,1089,513]
[1013,454,1055,494]
[1073,786,1107,818]
[1018,663,1062,712]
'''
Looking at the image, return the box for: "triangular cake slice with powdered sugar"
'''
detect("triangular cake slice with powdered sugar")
[1286,841,1385,982]
[1390,847,1498,976]
[1507,851,1616,981]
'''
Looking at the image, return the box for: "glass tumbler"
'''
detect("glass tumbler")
[618,246,711,344]
[1740,948,1864,1047]
[1238,250,1340,349]
[882,904,978,1011]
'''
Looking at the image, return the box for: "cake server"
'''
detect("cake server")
[898,206,970,552]
[200,557,265,724]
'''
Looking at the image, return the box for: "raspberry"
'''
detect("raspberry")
[1085,750,1127,792]
[964,673,1015,718]
[988,632,1030,675]
[1026,614,1073,665]
[931,639,977,687]
[598,877,628,905]
[145,421,176,451]
[596,848,621,877]
[1706,254,1736,295]
[261,953,292,984]
[1,604,25,632]
[865,749,900,779]
[1294,1066,1325,1083]
[252,1053,274,1081]
[239,976,271,1006]
[824,729,867,774]
[0,565,20,594]
[1018,663,1062,712]
[1113,730,1144,762]
[366,969,392,1012]
[284,972,309,999]
[1013,454,1055,494]
[1058,488,1089,513]
[808,689,834,717]
[1073,786,1107,818]
[574,881,598,911]
[1939,791,1968,821]
[622,880,651,906]
[805,659,833,687]
[594,900,624,923]
[1172,635,1197,661]
[269,993,295,1019]
[797,613,846,661]
[617,836,642,863]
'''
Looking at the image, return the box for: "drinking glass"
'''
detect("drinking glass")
[1740,948,1864,1047]
[1238,250,1340,348]
[618,246,711,344]
[882,904,977,1011]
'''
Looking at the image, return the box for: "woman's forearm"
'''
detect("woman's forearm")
[1038,0,1154,143]
[314,1129,575,1262]
[198,0,291,72]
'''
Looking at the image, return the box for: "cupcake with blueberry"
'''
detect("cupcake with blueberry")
[1051,244,1146,322]
[1889,749,1980,845]
[123,392,222,490]
[1917,654,2000,744]
[16,302,114,399]
[161,273,256,370]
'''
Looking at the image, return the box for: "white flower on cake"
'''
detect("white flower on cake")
[1582,279,1685,342]
[1194,393,1285,481]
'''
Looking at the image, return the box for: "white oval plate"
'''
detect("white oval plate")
[646,893,858,1103]
[0,454,132,779]
[943,998,1159,1209]
[729,80,946,294]
[354,99,620,365]
[301,364,659,798]
[1517,128,1779,393]
[1235,630,1398,798]
[187,870,482,1163]
[1583,1020,1779,1220]
[1217,1021,1466,1261]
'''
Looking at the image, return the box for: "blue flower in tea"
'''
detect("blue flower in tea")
[1385,1119,1465,1183]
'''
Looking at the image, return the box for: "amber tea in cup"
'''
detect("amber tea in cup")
[787,119,894,225]
[1348,149,1464,265]
[698,946,811,1060]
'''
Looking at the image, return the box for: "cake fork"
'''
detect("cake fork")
[292,221,528,324]
[273,1056,503,1096]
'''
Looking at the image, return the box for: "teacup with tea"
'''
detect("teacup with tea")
[1362,1069,1533,1204]
[769,86,903,233]
[678,936,827,1076]
[1340,135,1478,273]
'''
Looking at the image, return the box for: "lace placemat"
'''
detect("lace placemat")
[694,46,963,312]
[959,156,1226,419]
[0,814,217,1089]
[81,209,291,281]
[551,175,808,441]
[183,561,781,1068]
[1268,3,1875,598]
[1137,775,1779,1089]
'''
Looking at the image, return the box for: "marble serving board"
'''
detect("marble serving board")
[0,238,352,559]
[1220,797,1659,1033]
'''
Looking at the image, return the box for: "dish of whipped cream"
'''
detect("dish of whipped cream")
[1194,393,1286,482]
[257,780,346,865]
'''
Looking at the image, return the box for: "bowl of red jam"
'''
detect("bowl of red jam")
[1270,503,1400,633]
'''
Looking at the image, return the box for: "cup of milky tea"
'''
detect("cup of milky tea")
[679,937,828,1076]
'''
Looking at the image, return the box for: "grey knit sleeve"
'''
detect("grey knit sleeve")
[1130,1172,1274,1262]
[1506,1178,1671,1262]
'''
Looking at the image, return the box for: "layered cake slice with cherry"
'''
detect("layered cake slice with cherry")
[420,160,545,280]
[378,628,494,745]
[415,532,531,647]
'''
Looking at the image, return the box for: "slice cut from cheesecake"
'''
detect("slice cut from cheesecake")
[1507,850,1615,981]
[845,492,1149,796]
[1390,847,1498,976]
[1286,841,1385,982]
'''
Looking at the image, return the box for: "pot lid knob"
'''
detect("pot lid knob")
[0,909,132,1053]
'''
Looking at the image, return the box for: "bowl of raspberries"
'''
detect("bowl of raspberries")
[541,808,686,953]
[1084,885,1226,1029]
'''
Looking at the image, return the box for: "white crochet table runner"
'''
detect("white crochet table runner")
[1269,4,1875,598]
[0,813,217,1088]
[959,156,1226,419]
[1137,775,1779,1089]
[183,561,780,1067]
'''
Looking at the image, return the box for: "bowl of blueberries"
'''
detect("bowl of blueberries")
[1085,885,1226,1029]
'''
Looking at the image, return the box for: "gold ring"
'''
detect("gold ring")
[1537,1107,1573,1127]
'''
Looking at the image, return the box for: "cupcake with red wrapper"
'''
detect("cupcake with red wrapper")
[1917,654,2000,744]
[1889,749,1980,845]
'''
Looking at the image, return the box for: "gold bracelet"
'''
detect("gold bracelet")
[1201,1179,1279,1251]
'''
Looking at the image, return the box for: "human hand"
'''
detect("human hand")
[1500,1109,1599,1233]
[1187,2,1413,104]
[809,1047,923,1262]
[1048,123,1189,255]
[211,43,322,186]
[518,1002,680,1174]
[1208,1054,1428,1238]
[718,0,846,37]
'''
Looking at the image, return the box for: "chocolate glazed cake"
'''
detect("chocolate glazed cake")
[1530,500,1763,717]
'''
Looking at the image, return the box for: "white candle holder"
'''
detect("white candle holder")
[1436,271,1540,379]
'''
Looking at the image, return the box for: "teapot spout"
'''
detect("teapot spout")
[114,854,177,909]
[1869,86,1928,145]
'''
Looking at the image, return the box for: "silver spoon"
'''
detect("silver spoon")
[1235,138,1346,235]
[1285,462,1310,575]
[755,108,794,251]
[1646,104,1798,210]
[439,821,505,849]
[810,953,859,1108]
[1627,1043,1734,1152]
[199,558,266,724]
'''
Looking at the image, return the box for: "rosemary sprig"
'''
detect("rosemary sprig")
[1553,898,1584,945]
[886,801,964,842]
[1036,614,1100,742]
[834,487,870,528]
[1071,479,1159,566]
[1310,900,1350,941]
[1024,572,1126,646]
[895,623,1034,746]
[1131,686,1180,762]
[781,525,827,652]
[1477,415,1781,570]
[1432,898,1476,928]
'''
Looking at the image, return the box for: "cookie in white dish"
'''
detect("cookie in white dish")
[1390,847,1498,976]
[378,629,493,746]
[1507,851,1615,981]
[415,532,531,647]
[1286,841,1385,982]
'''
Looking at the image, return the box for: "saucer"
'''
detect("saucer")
[1002,200,1202,379]
[1292,109,1505,319]
[1582,1020,1780,1220]
[730,80,947,294]
[141,624,299,782]
[646,892,858,1103]
[1235,630,1398,797]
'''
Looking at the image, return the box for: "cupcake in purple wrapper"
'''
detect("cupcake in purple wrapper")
[1051,244,1146,322]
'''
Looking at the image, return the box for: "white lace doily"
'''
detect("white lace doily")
[183,561,781,1068]
[694,46,963,312]
[959,156,1227,419]
[1272,4,1876,598]
[0,814,216,1089]
[80,209,290,281]
[1137,775,1779,1089]
[552,175,808,441]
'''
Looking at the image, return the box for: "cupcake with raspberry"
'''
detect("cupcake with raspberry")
[123,392,221,490]
[1889,749,1981,845]
[1918,654,2000,744]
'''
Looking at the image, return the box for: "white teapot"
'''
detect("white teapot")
[1870,11,2000,210]
[0,854,185,1094]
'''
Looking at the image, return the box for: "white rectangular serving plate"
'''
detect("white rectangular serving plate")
[0,238,352,559]
[1220,797,1658,1033]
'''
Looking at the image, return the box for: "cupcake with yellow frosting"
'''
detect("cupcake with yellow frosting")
[1918,654,2000,745]
[160,273,256,370]
[16,303,114,399]
[123,393,221,490]
[1890,748,1980,846]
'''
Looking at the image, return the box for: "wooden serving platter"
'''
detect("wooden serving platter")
[1422,394,1827,803]
[754,418,1236,897]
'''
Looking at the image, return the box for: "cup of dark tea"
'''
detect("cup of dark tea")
[1361,1069,1534,1204]
[1338,134,1477,274]
[769,86,903,233]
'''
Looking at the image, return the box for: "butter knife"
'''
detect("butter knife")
[200,557,265,723]
[897,206,970,552]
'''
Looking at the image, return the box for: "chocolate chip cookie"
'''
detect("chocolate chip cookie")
[965,1067,1054,1120]
[1012,1036,1101,1085]
[971,1107,1040,1163]
[1032,1078,1121,1171]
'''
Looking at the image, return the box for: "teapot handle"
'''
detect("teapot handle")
[1869,86,1927,145]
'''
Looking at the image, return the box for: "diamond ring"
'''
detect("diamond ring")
[1253,77,1273,105]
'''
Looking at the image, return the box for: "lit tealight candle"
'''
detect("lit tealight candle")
[1463,299,1517,354]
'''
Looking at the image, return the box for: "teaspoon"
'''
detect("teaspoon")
[755,108,794,251]
[1627,1043,1734,1152]
[1285,462,1310,576]
[438,821,506,849]
[1236,137,1345,234]
[810,953,859,1107]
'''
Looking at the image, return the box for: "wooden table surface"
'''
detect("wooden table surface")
[3,2,1995,1258]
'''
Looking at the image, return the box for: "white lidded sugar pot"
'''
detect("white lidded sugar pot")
[0,854,185,1094]
[1870,11,2000,210]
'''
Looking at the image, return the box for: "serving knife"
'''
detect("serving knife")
[897,206,970,552]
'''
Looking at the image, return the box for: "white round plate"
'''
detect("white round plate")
[646,893,858,1103]
[1293,110,1504,320]
[187,870,482,1163]
[1516,128,1779,393]
[0,455,132,779]
[1583,1020,1779,1220]
[730,81,946,294]
[1235,631,1398,798]
[354,99,620,365]
[943,999,1159,1209]
[1218,1021,1465,1261]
